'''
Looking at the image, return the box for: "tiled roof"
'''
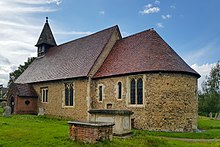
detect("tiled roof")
[35,20,57,46]
[15,26,118,83]
[94,29,200,78]
[15,83,38,97]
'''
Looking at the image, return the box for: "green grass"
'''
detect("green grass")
[143,116,220,139]
[0,107,220,146]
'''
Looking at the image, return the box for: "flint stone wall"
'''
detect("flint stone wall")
[92,73,198,132]
[32,79,88,121]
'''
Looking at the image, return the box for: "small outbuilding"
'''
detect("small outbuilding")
[7,83,38,114]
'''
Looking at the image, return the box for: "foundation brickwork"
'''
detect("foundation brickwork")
[14,97,38,114]
[91,73,198,132]
[32,78,89,121]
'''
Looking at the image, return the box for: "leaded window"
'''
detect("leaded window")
[65,83,74,106]
[130,78,143,105]
[130,79,136,104]
[137,78,143,104]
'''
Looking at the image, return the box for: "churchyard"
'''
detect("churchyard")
[0,107,220,147]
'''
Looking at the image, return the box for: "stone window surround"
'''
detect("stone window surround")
[116,81,123,101]
[126,75,145,107]
[41,87,48,103]
[62,81,75,108]
[97,84,105,102]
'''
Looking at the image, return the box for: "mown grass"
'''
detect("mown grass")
[0,107,220,147]
[143,116,220,139]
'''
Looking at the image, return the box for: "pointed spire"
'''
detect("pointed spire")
[35,17,57,47]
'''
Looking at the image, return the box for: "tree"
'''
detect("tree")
[198,61,220,116]
[202,61,220,93]
[8,57,36,87]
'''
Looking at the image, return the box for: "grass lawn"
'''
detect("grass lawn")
[0,107,220,147]
[143,116,220,139]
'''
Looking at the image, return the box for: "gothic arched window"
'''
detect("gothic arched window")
[137,78,143,104]
[64,83,74,106]
[130,78,143,105]
[130,79,136,104]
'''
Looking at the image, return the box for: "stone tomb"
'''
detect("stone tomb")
[68,121,114,143]
[89,109,133,136]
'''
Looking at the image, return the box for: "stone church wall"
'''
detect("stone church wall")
[91,73,198,132]
[32,78,88,121]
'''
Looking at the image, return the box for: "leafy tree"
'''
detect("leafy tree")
[202,61,220,93]
[198,61,220,116]
[8,57,36,87]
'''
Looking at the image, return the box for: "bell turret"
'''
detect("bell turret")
[35,17,57,57]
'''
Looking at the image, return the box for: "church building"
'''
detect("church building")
[8,18,200,132]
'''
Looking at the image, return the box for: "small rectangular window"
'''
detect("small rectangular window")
[41,88,48,103]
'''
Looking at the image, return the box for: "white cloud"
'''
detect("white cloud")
[0,0,96,87]
[185,41,220,65]
[191,63,216,91]
[13,0,62,5]
[161,14,172,19]
[139,4,160,14]
[47,0,62,5]
[99,11,105,15]
[0,0,61,87]
[154,0,160,5]
[156,22,164,28]
[55,31,93,36]
[0,1,58,14]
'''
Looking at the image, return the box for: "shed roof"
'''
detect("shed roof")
[14,83,38,98]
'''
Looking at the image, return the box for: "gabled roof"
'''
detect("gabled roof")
[94,29,200,78]
[15,26,119,84]
[13,83,38,98]
[35,18,57,47]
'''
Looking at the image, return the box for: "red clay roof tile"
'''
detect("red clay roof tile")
[94,29,200,78]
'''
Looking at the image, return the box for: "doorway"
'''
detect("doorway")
[10,96,14,113]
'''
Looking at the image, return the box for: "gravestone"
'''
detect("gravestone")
[3,106,11,117]
[214,113,218,119]
[0,101,7,107]
[217,113,220,120]
[209,112,212,119]
[38,108,44,116]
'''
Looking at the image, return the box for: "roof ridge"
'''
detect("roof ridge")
[121,28,154,40]
[57,25,119,47]
[87,25,121,77]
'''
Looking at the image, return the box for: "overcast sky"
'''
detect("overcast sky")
[0,0,219,90]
